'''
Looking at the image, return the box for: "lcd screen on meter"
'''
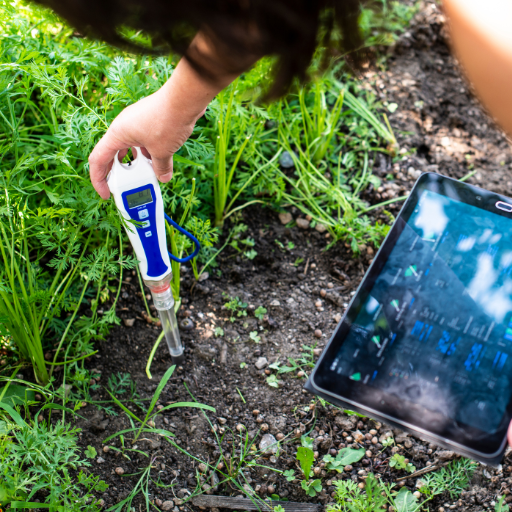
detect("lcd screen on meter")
[126,189,153,208]
[310,173,512,462]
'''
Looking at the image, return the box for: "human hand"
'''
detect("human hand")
[89,78,206,200]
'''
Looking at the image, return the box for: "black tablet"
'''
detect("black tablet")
[307,172,512,464]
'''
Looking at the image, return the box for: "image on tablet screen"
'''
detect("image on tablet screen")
[330,189,512,433]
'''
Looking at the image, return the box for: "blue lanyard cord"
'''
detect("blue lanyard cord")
[164,213,201,263]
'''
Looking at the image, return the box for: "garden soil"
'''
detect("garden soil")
[50,1,512,510]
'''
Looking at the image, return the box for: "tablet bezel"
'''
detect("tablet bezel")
[311,172,512,461]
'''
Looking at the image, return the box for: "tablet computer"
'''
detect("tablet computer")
[306,172,512,465]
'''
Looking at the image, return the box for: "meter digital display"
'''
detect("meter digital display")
[126,189,153,208]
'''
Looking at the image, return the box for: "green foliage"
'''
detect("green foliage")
[389,453,416,473]
[301,478,322,497]
[84,445,97,459]
[296,446,314,482]
[496,496,510,512]
[254,306,267,320]
[223,294,248,322]
[266,374,279,388]
[329,474,388,512]
[420,458,477,500]
[0,420,107,510]
[323,447,365,473]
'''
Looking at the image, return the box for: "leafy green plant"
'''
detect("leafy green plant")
[0,416,107,510]
[389,453,416,473]
[328,473,388,512]
[496,496,510,512]
[104,365,214,445]
[323,447,365,473]
[254,306,267,320]
[419,458,477,500]
[223,294,248,322]
[84,445,97,459]
[266,374,279,388]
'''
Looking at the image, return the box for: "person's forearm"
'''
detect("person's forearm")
[444,0,512,135]
[159,32,246,123]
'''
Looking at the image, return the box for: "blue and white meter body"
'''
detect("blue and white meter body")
[108,147,196,364]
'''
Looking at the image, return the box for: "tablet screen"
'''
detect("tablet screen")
[325,186,512,435]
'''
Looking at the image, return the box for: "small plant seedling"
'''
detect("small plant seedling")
[84,445,97,459]
[223,294,248,322]
[496,496,510,512]
[283,469,295,482]
[215,327,224,337]
[286,241,295,250]
[329,473,388,512]
[294,257,304,267]
[249,331,261,343]
[266,375,279,388]
[301,479,322,497]
[254,306,267,320]
[380,436,395,450]
[245,249,258,260]
[274,506,286,512]
[240,362,247,368]
[297,446,314,481]
[323,447,365,473]
[300,435,314,449]
[275,239,285,250]
[389,453,416,473]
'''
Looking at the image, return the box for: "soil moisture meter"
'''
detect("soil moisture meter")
[107,147,199,364]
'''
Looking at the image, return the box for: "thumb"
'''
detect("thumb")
[151,155,174,183]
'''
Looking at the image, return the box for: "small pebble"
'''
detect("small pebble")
[217,417,227,425]
[279,151,295,169]
[35,393,42,401]
[198,463,207,473]
[157,404,163,410]
[369,429,378,435]
[261,423,269,432]
[344,465,353,472]
[313,451,319,459]
[115,467,124,475]
[327,282,334,289]
[38,414,44,422]
[279,212,293,224]
[252,409,260,415]
[236,423,245,432]
[313,348,322,356]
[123,318,135,327]
[180,318,195,331]
[103,446,110,453]
[97,457,105,464]
[155,499,163,507]
[297,370,305,378]
[366,450,372,457]
[161,501,173,511]
[314,329,322,338]
[148,420,155,427]
[371,437,378,445]
[267,484,275,494]
[413,491,421,499]
[358,482,365,489]
[314,300,322,308]
[296,218,310,229]
[313,467,322,475]
[97,499,105,508]
[320,289,327,297]
[276,433,284,441]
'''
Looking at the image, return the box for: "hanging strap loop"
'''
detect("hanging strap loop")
[164,213,200,263]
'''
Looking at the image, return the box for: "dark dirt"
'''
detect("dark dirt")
[35,1,512,510]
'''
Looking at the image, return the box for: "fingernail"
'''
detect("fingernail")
[158,172,173,183]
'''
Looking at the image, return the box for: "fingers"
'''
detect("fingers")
[151,155,174,183]
[89,132,128,200]
[508,421,512,446]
